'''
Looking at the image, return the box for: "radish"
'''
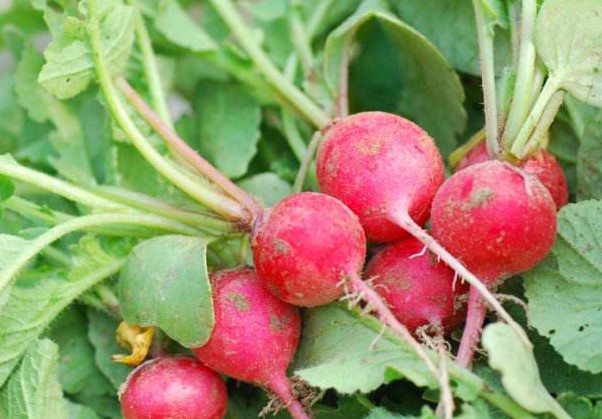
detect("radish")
[316,111,536,357]
[365,237,468,334]
[119,356,227,419]
[192,268,309,419]
[251,192,366,307]
[316,112,445,243]
[431,160,557,366]
[455,142,568,209]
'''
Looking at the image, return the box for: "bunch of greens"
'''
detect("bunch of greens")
[0,0,600,418]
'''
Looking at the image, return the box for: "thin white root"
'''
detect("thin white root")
[391,211,532,348]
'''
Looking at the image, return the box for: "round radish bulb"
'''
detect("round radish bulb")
[316,111,445,242]
[120,356,227,419]
[431,160,557,367]
[431,160,557,284]
[251,192,366,307]
[192,268,309,419]
[365,237,468,334]
[455,142,568,209]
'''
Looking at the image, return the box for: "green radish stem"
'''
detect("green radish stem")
[472,0,500,158]
[115,77,262,220]
[390,211,531,348]
[293,131,322,193]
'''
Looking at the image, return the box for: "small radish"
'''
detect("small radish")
[119,356,227,419]
[192,268,309,419]
[431,160,557,366]
[251,192,366,307]
[316,112,445,243]
[455,142,568,209]
[365,237,468,334]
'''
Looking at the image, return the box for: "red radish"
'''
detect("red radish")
[455,142,568,209]
[316,112,445,243]
[365,237,468,334]
[192,268,309,419]
[431,160,557,366]
[251,192,366,307]
[119,356,227,419]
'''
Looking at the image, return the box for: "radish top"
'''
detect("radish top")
[316,112,445,242]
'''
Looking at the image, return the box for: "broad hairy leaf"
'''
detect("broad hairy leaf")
[238,172,291,207]
[294,303,436,394]
[118,235,214,348]
[154,0,216,53]
[193,82,261,179]
[66,400,102,419]
[482,323,568,417]
[38,0,135,99]
[0,235,129,387]
[577,111,602,201]
[525,202,602,374]
[0,339,68,419]
[535,0,602,107]
[325,0,465,155]
[46,305,113,396]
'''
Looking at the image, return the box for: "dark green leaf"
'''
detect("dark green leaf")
[154,0,216,53]
[66,400,102,419]
[577,111,602,201]
[118,235,214,347]
[238,172,291,207]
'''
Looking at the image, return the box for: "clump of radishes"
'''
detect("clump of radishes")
[119,356,227,419]
[431,160,557,366]
[455,142,568,209]
[365,237,468,335]
[251,192,366,307]
[317,111,445,243]
[192,268,309,419]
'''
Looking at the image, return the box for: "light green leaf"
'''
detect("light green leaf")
[0,339,68,419]
[118,235,214,347]
[525,253,602,375]
[194,82,261,178]
[324,2,465,155]
[364,407,406,418]
[155,0,216,52]
[86,308,131,389]
[551,200,602,286]
[238,172,291,207]
[38,3,135,99]
[391,0,511,76]
[577,111,602,201]
[294,303,436,394]
[0,234,31,306]
[0,236,129,387]
[482,323,569,418]
[66,401,102,419]
[535,0,602,106]
[46,306,113,396]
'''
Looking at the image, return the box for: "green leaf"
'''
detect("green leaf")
[86,308,131,389]
[118,235,214,347]
[391,0,511,76]
[0,234,31,306]
[364,407,404,418]
[577,111,602,201]
[482,323,568,417]
[193,82,261,178]
[0,236,128,387]
[237,172,291,207]
[525,212,602,374]
[0,339,68,419]
[66,401,102,419]
[38,2,135,99]
[154,0,216,52]
[46,305,114,396]
[551,200,602,286]
[294,303,436,394]
[535,0,602,107]
[325,1,466,155]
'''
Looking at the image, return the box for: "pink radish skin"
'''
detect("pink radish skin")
[431,160,557,366]
[120,356,227,419]
[317,112,445,243]
[365,237,468,334]
[192,268,309,419]
[455,142,568,209]
[252,192,366,307]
